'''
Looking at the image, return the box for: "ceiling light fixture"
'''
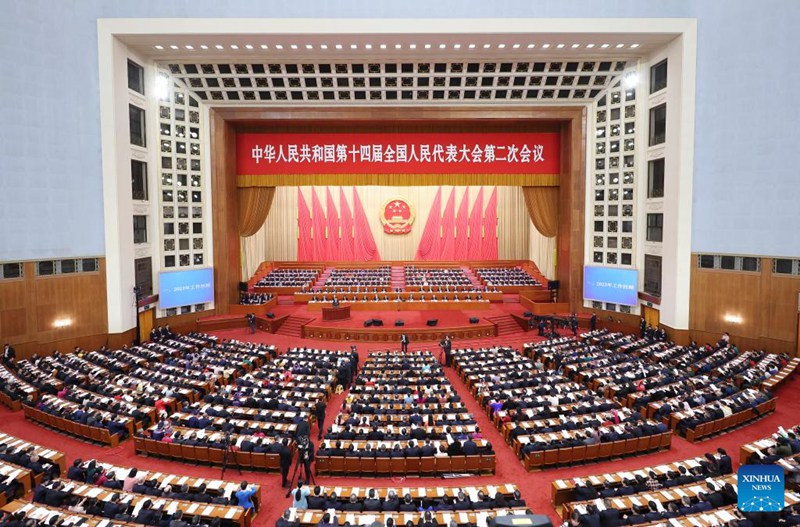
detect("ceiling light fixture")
[185,45,194,50]
[556,44,565,49]
[230,45,239,50]
[527,44,535,49]
[290,44,298,49]
[409,44,416,49]
[380,44,387,49]
[320,44,328,49]
[335,44,342,49]
[200,45,209,50]
[215,44,224,50]
[498,44,506,49]
[395,44,402,49]
[350,44,357,49]
[439,44,446,49]
[616,43,625,48]
[630,43,640,48]
[425,44,432,49]
[365,44,372,49]
[468,44,476,49]
[541,43,550,49]
[571,44,580,48]
[305,44,313,50]
[275,44,284,50]
[483,43,491,49]
[154,45,164,50]
[170,45,179,50]
[454,44,461,49]
[586,44,595,49]
[600,44,610,48]
[512,44,520,49]
[623,71,639,89]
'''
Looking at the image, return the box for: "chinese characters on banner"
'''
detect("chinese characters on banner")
[236,132,560,175]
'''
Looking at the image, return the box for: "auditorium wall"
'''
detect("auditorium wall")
[689,256,799,355]
[0,260,110,359]
[240,185,540,279]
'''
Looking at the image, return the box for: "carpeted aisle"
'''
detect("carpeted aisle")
[1,332,798,527]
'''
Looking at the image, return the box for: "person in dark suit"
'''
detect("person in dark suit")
[363,489,382,512]
[462,438,478,456]
[2,344,15,366]
[598,499,621,527]
[276,509,299,527]
[400,334,409,353]
[102,494,125,519]
[315,400,327,440]
[279,438,293,488]
[717,448,733,475]
[590,313,597,331]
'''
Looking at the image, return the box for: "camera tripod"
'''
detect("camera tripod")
[220,436,243,478]
[284,446,316,497]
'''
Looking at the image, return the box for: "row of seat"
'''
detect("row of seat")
[761,357,800,391]
[684,398,777,442]
[22,406,120,447]
[134,436,282,472]
[525,432,672,470]
[315,454,495,477]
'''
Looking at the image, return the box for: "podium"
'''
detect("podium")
[322,304,351,321]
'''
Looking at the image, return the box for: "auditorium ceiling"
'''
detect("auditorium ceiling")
[120,30,677,105]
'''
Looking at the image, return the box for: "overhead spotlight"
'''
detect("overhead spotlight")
[409,44,416,49]
[571,44,580,48]
[365,44,372,49]
[154,45,164,50]
[586,44,595,49]
[454,44,461,49]
[320,44,328,49]
[483,43,491,49]
[623,72,639,89]
[245,44,253,50]
[556,44,565,49]
[215,44,224,50]
[424,44,432,49]
[380,44,387,49]
[527,44,535,49]
[335,44,343,49]
[630,43,640,48]
[512,44,520,49]
[498,44,506,49]
[290,44,298,49]
[305,44,313,49]
[439,44,446,49]
[170,45,179,50]
[468,44,476,49]
[185,45,194,50]
[541,43,550,49]
[350,44,357,49]
[275,44,284,50]
[200,45,209,50]
[230,45,239,50]
[615,43,625,48]
[395,44,402,49]
[259,44,268,49]
[600,44,610,48]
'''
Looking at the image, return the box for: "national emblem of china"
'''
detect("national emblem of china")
[381,198,415,234]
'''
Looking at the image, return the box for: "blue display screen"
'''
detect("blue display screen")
[159,268,214,309]
[583,266,639,306]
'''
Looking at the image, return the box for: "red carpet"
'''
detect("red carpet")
[2,327,799,527]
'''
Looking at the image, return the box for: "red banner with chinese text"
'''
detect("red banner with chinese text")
[237,132,560,175]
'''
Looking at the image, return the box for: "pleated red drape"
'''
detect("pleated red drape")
[325,187,340,260]
[352,187,380,261]
[453,188,469,261]
[297,188,313,261]
[311,188,329,260]
[481,187,498,260]
[467,187,484,260]
[439,188,457,260]
[415,187,442,261]
[338,187,354,261]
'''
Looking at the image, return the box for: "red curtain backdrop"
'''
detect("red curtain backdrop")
[352,187,381,261]
[467,187,484,260]
[311,188,329,260]
[325,187,340,260]
[297,188,313,261]
[453,188,469,261]
[338,187,354,261]
[482,187,499,260]
[415,187,443,261]
[439,188,457,260]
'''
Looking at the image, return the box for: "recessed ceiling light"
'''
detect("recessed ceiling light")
[623,72,639,89]
[170,45,179,50]
[395,44,402,49]
[498,44,506,49]
[600,44,610,48]
[350,44,357,49]
[571,44,580,48]
[439,44,446,49]
[512,44,520,49]
[483,43,491,49]
[335,44,342,50]
[468,44,476,49]
[200,45,209,50]
[556,44,565,49]
[260,44,268,49]
[541,43,550,49]
[527,44,535,49]
[320,44,328,49]
[615,43,625,48]
[380,44,387,49]
[586,44,595,49]
[290,44,298,50]
[154,45,164,50]
[230,45,239,50]
[365,44,372,49]
[275,44,283,50]
[409,44,416,49]
[185,45,194,50]
[245,44,253,50]
[215,44,224,50]
[425,44,432,49]
[630,43,640,48]
[454,44,461,49]
[305,44,313,50]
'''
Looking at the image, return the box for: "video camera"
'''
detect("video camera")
[296,435,313,461]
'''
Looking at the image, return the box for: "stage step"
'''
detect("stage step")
[485,315,525,336]
[277,295,295,306]
[461,266,484,289]
[275,315,314,338]
[502,294,520,303]
[390,265,406,290]
[312,267,333,288]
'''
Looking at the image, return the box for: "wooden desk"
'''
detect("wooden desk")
[322,305,351,321]
[291,507,530,527]
[0,433,66,474]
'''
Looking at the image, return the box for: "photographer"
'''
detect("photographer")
[296,435,315,483]
[246,314,256,334]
